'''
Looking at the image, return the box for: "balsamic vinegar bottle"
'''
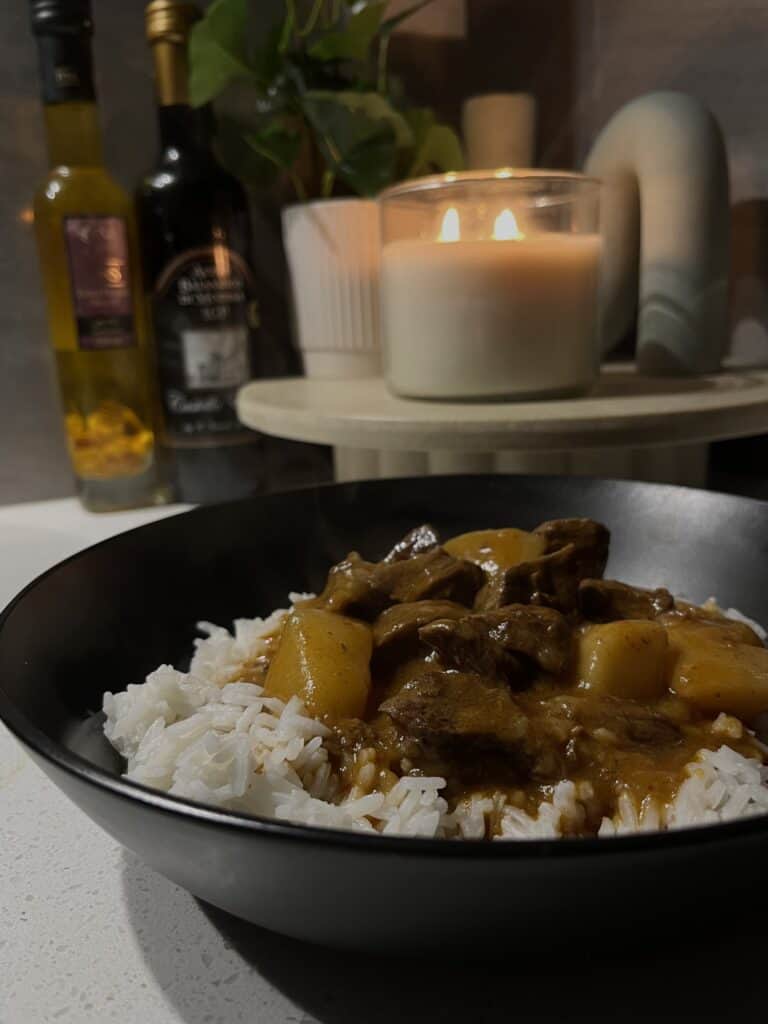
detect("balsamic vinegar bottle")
[31,0,168,512]
[139,0,264,503]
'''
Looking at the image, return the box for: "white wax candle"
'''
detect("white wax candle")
[381,233,602,399]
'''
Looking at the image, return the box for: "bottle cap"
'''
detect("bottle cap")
[30,0,92,35]
[145,0,201,44]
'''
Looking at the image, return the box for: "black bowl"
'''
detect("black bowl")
[2,475,768,953]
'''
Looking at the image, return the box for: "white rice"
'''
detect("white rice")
[103,603,768,840]
[703,597,768,641]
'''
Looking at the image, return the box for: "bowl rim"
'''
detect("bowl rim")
[1,476,767,860]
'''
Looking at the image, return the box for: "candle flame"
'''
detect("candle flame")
[493,208,524,240]
[438,206,461,243]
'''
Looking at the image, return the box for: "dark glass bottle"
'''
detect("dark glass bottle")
[138,0,264,503]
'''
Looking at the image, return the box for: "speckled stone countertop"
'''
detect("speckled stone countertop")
[2,499,768,1024]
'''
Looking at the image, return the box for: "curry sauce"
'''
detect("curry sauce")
[255,520,768,837]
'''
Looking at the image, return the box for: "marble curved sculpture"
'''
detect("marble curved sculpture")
[585,91,730,374]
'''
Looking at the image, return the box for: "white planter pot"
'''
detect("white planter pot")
[282,198,381,378]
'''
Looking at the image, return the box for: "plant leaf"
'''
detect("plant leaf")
[189,0,252,107]
[306,90,413,147]
[405,108,464,176]
[334,127,398,196]
[301,90,407,195]
[215,118,281,186]
[215,116,303,189]
[403,106,434,144]
[308,1,387,61]
[246,125,303,171]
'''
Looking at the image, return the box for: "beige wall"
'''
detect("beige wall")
[573,1,768,363]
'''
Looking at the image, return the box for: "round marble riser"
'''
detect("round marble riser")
[332,444,708,487]
[238,367,768,488]
[238,368,768,456]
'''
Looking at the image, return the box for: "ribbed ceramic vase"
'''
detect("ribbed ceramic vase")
[282,198,381,378]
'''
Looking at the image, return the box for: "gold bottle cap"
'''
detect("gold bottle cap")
[145,0,201,44]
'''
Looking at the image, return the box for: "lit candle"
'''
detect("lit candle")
[380,177,602,400]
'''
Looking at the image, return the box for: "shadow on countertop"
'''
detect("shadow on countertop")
[121,850,768,1024]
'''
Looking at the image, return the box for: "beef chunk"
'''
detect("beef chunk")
[578,578,674,622]
[373,600,467,660]
[559,694,682,748]
[316,542,482,620]
[373,547,483,606]
[380,671,528,759]
[314,552,390,620]
[420,604,572,678]
[380,671,574,783]
[476,545,579,612]
[476,518,610,612]
[419,618,525,683]
[535,518,610,567]
[383,524,440,563]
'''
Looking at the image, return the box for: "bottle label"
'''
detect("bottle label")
[152,246,258,445]
[63,216,136,350]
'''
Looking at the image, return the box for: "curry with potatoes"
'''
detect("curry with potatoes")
[247,520,768,836]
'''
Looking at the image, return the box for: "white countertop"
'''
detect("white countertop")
[0,500,300,1024]
[2,499,767,1023]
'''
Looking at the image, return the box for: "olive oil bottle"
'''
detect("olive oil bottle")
[31,0,168,511]
[139,0,264,503]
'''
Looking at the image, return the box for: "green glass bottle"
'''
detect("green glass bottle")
[31,0,169,511]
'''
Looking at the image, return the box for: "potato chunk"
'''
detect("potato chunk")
[577,620,669,699]
[666,620,768,721]
[444,528,546,577]
[265,609,373,721]
[661,610,764,647]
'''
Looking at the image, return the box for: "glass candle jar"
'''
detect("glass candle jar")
[379,170,602,400]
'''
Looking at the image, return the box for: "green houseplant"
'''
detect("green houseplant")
[188,0,464,200]
[188,0,465,379]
